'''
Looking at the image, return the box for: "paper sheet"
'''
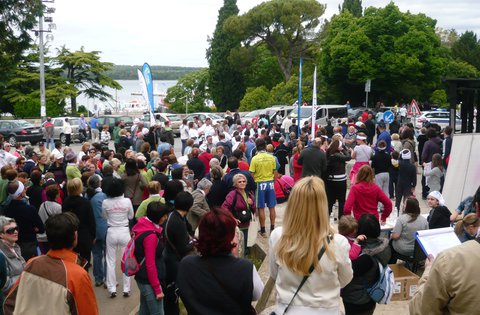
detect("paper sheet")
[416,227,461,258]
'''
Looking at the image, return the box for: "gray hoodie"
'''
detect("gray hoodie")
[0,240,25,294]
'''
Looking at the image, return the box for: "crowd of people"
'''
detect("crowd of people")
[0,108,477,315]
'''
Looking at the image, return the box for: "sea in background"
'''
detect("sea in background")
[76,80,177,113]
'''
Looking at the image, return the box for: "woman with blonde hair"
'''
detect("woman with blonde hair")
[454,213,479,243]
[269,176,353,314]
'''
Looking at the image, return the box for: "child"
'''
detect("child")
[391,133,402,153]
[423,153,444,193]
[389,151,400,199]
[338,216,366,261]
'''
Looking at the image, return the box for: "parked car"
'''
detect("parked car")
[143,113,182,136]
[348,107,369,121]
[241,109,266,125]
[264,105,295,124]
[0,120,43,146]
[415,110,462,130]
[96,115,134,134]
[42,117,82,145]
[185,113,224,125]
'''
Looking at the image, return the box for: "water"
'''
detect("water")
[76,80,177,113]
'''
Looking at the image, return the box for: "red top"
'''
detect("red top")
[199,151,213,176]
[344,182,392,222]
[292,152,302,182]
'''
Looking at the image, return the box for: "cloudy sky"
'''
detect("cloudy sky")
[49,0,479,67]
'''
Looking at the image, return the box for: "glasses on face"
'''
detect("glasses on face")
[4,227,18,235]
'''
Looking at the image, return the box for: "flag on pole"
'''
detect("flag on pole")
[138,63,156,125]
[297,57,303,135]
[311,66,317,137]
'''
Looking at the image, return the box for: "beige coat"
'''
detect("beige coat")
[409,239,480,315]
[187,189,210,232]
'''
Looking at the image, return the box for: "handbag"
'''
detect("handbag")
[271,236,332,315]
[230,191,253,223]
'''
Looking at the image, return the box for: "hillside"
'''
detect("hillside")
[105,65,204,80]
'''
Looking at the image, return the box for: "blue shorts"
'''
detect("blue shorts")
[255,181,277,209]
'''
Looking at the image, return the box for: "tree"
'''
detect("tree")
[239,86,270,111]
[451,31,480,70]
[165,69,211,113]
[320,4,445,105]
[207,0,245,111]
[225,0,325,82]
[0,0,44,113]
[443,59,479,78]
[56,46,122,113]
[4,47,76,116]
[430,89,448,108]
[339,0,363,17]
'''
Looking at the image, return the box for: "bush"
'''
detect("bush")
[239,86,270,111]
[14,98,66,118]
[430,89,448,108]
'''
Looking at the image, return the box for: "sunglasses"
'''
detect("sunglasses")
[4,227,18,235]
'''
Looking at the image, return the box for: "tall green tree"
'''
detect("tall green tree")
[207,0,244,111]
[165,69,211,113]
[4,47,76,117]
[225,0,325,82]
[0,0,44,113]
[56,46,121,113]
[339,0,363,17]
[451,31,480,70]
[320,4,444,105]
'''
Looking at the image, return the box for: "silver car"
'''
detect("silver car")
[44,117,82,144]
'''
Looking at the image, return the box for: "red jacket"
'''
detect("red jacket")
[198,152,213,176]
[292,152,302,182]
[344,182,392,222]
[222,189,256,228]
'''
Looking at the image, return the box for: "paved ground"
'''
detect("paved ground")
[68,138,424,314]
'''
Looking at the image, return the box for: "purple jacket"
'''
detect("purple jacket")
[222,189,256,228]
[421,136,442,163]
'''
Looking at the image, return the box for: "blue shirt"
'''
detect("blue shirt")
[376,130,392,153]
[90,191,108,240]
[90,117,99,129]
[157,142,172,156]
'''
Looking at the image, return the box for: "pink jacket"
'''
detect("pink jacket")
[344,182,392,222]
[132,217,163,295]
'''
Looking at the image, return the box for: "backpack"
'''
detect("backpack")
[121,231,155,276]
[366,258,395,304]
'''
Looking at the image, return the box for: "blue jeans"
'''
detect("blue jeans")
[46,137,55,151]
[137,281,164,315]
[92,238,106,283]
[181,139,187,155]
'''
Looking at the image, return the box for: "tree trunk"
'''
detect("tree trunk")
[71,96,77,114]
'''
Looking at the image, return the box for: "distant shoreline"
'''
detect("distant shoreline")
[105,65,205,80]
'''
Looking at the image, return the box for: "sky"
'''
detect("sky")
[48,0,480,67]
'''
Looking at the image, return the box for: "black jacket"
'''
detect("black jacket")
[397,159,417,188]
[427,206,451,229]
[297,146,327,178]
[5,200,44,243]
[177,255,254,315]
[165,210,193,258]
[371,151,392,174]
[326,150,351,177]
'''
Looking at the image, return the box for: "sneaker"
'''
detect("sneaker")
[109,292,117,298]
[95,281,104,287]
[123,292,130,298]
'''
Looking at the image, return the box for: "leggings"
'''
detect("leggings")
[326,179,347,219]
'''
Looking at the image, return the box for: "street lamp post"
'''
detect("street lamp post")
[37,1,55,121]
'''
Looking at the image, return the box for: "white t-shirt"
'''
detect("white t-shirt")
[102,196,134,227]
[354,144,372,162]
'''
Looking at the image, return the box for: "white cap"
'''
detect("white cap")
[428,191,445,206]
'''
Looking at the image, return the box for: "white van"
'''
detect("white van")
[264,105,295,124]
[288,105,348,126]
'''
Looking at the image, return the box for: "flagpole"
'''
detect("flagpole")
[297,57,303,136]
[311,66,317,137]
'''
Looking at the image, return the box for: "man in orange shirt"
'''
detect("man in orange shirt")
[4,213,98,315]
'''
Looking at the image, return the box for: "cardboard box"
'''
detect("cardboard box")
[389,264,420,301]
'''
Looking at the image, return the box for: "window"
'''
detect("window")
[328,107,348,118]
[54,119,63,127]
